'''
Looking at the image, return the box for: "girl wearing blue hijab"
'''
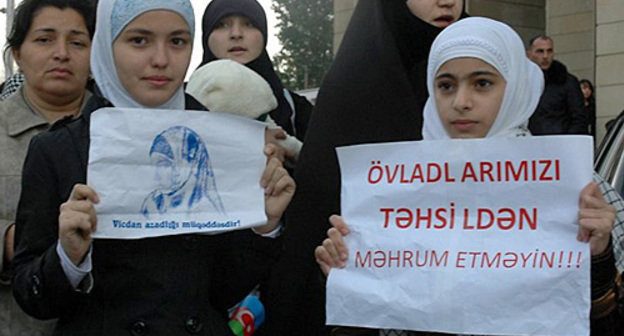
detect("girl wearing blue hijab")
[12,0,294,334]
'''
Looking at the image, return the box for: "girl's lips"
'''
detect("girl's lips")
[228,47,247,55]
[145,76,171,87]
[452,120,478,131]
[434,16,455,28]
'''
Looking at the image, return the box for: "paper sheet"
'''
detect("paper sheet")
[328,136,593,336]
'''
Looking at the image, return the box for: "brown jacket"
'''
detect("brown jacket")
[0,88,90,336]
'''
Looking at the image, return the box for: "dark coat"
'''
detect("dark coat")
[263,1,467,335]
[12,94,281,336]
[288,90,313,142]
[529,60,588,135]
[585,98,596,138]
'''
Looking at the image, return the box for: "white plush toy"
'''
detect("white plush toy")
[186,59,302,158]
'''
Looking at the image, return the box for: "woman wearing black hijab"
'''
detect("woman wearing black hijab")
[200,0,312,142]
[264,1,467,335]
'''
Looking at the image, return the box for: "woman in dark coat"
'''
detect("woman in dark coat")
[263,1,467,335]
[580,79,596,139]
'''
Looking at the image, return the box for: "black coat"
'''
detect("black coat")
[585,98,596,138]
[288,90,313,142]
[263,1,467,335]
[12,94,281,336]
[529,60,588,135]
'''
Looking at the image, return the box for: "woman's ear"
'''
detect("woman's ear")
[11,48,22,67]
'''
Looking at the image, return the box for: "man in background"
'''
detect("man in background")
[527,36,588,135]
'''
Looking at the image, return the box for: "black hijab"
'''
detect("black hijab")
[200,0,295,135]
[264,1,467,335]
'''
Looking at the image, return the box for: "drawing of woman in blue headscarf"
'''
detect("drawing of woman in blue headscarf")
[142,126,226,217]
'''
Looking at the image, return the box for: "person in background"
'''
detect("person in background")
[526,35,587,135]
[580,79,596,139]
[0,0,94,335]
[11,0,294,334]
[199,0,312,149]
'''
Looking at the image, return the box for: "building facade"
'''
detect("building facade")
[334,0,624,144]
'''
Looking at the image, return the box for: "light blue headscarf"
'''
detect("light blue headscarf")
[91,0,195,110]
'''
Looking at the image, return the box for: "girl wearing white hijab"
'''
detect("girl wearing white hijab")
[316,17,622,336]
[422,17,543,140]
[12,0,294,334]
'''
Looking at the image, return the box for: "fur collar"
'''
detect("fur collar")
[544,60,568,85]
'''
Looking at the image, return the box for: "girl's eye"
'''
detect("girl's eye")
[475,79,493,88]
[130,37,147,45]
[214,20,228,29]
[436,81,454,91]
[171,38,188,47]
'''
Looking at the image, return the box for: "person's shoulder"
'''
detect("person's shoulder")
[0,95,11,124]
[551,60,580,85]
[0,92,44,136]
[565,73,580,86]
[547,60,569,85]
[0,89,27,115]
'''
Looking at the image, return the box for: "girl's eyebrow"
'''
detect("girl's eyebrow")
[435,70,499,81]
[121,28,155,36]
[121,29,191,36]
[435,73,455,80]
[169,30,191,36]
[469,70,498,77]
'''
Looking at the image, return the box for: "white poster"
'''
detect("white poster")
[88,107,267,239]
[327,136,593,336]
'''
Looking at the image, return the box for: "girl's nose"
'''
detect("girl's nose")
[229,22,243,39]
[438,0,456,8]
[453,86,472,112]
[151,43,169,68]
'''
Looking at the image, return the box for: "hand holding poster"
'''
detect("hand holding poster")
[327,136,593,336]
[88,107,267,239]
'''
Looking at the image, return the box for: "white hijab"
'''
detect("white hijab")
[91,0,195,110]
[422,17,544,140]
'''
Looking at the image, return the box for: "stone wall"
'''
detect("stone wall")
[596,0,624,141]
[468,0,545,46]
